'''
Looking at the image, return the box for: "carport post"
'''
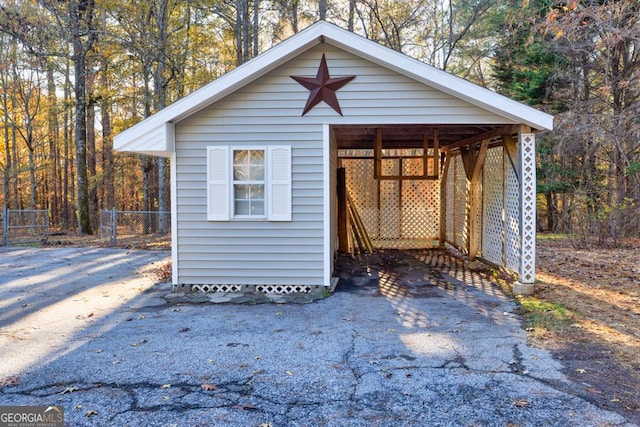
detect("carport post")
[2,205,7,246]
[110,207,117,247]
[514,129,536,295]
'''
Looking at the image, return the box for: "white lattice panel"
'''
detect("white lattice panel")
[482,147,504,265]
[505,151,521,272]
[453,156,468,251]
[520,134,536,283]
[401,158,439,240]
[342,159,378,236]
[379,159,400,241]
[343,156,440,249]
[445,158,455,243]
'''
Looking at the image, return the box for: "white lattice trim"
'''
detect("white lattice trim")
[256,285,312,294]
[190,284,313,294]
[192,284,243,293]
[519,133,536,283]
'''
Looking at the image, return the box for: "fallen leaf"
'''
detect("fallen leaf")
[285,370,294,376]
[514,399,530,408]
[85,409,98,417]
[58,386,79,395]
[201,383,218,391]
[0,376,19,387]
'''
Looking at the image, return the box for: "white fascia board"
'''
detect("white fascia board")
[114,122,174,157]
[114,25,326,151]
[320,25,554,131]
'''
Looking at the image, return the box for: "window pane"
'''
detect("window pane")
[233,150,249,180]
[234,184,250,200]
[249,150,264,179]
[235,200,250,215]
[250,163,264,180]
[251,201,264,215]
[250,184,264,199]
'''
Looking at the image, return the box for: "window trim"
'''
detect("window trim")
[207,145,292,222]
[231,147,267,220]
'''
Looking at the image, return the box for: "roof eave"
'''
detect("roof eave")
[318,25,554,131]
[114,24,327,151]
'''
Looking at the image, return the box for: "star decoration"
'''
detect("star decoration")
[291,54,355,116]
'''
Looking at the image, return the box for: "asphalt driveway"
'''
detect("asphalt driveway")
[0,247,634,426]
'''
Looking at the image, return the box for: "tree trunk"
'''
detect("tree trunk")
[101,68,114,211]
[70,0,93,234]
[319,0,327,20]
[87,71,98,226]
[1,69,11,209]
[47,62,60,226]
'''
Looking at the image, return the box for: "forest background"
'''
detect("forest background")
[0,0,638,242]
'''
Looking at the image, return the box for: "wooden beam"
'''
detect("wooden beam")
[439,154,452,246]
[374,128,382,179]
[471,140,489,183]
[433,129,440,177]
[460,147,474,181]
[423,133,429,177]
[443,125,518,152]
[337,168,349,253]
[466,140,488,260]
[468,179,480,260]
[503,133,519,182]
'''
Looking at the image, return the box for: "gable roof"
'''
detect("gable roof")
[114,21,553,156]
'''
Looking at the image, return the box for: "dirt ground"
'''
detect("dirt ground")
[41,232,640,423]
[532,236,640,424]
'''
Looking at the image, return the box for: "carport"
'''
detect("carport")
[332,123,537,293]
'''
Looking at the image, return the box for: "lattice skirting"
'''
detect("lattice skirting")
[190,284,313,295]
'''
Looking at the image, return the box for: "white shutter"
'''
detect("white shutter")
[268,146,292,221]
[207,146,230,221]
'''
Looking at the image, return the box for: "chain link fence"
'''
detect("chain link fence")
[1,206,50,246]
[100,209,171,247]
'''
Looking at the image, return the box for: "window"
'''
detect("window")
[207,145,291,221]
[233,149,265,217]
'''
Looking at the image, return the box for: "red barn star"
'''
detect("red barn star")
[291,54,355,116]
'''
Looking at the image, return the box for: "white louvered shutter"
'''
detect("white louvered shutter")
[268,146,292,221]
[207,146,230,221]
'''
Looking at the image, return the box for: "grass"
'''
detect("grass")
[516,295,578,333]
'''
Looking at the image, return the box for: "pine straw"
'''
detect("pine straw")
[533,236,640,423]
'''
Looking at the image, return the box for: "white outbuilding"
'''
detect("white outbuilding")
[114,21,553,297]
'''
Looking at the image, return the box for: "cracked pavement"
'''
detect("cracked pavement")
[0,247,635,426]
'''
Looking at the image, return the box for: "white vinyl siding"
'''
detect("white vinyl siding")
[174,44,513,287]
